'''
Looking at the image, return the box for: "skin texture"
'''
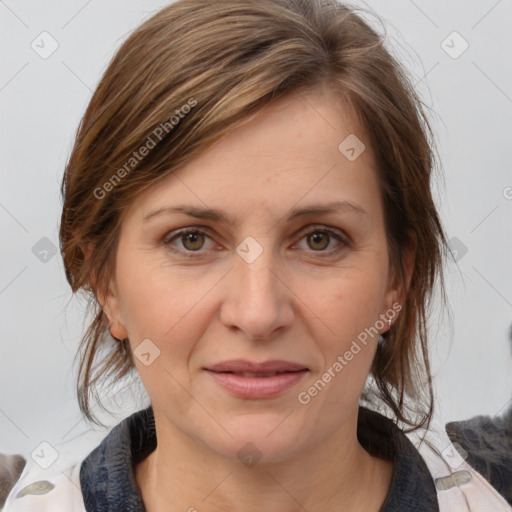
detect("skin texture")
[99,84,414,512]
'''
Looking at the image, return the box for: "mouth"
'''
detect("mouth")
[205,359,308,373]
[203,360,309,399]
[217,371,291,377]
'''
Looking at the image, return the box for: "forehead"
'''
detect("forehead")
[126,85,380,224]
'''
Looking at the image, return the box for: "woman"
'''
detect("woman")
[4,0,511,511]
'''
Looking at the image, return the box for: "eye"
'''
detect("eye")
[163,228,215,255]
[295,226,348,255]
[162,225,349,257]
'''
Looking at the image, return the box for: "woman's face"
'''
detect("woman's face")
[102,85,409,463]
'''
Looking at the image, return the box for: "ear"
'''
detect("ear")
[399,230,417,304]
[81,241,95,260]
[81,240,128,340]
[383,230,417,313]
[97,280,128,340]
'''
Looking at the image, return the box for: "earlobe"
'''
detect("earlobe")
[403,230,417,293]
[81,240,95,261]
[383,231,417,321]
[82,240,128,339]
[398,232,417,311]
[97,282,128,341]
[108,319,128,341]
[395,240,416,308]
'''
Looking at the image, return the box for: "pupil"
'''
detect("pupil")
[310,232,328,250]
[184,232,203,250]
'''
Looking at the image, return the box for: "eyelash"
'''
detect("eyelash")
[162,225,349,258]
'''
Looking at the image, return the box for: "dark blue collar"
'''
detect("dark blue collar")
[80,407,156,512]
[80,405,438,511]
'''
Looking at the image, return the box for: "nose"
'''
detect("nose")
[219,246,295,341]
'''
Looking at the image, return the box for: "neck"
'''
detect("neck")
[135,408,393,512]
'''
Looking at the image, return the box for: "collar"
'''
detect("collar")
[358,407,438,511]
[80,407,156,512]
[80,406,438,511]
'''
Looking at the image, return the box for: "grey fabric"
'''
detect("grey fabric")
[446,404,512,507]
[0,454,26,509]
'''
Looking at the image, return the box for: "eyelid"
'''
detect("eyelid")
[296,223,348,241]
[162,226,219,253]
[162,225,214,244]
[162,224,350,257]
[292,224,350,252]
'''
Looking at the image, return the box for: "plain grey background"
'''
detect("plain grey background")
[1,0,511,458]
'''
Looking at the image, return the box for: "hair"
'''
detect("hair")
[59,0,449,429]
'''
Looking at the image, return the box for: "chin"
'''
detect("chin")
[199,415,311,466]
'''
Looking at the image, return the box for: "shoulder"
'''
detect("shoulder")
[2,458,86,512]
[446,406,512,507]
[404,406,512,512]
[358,407,439,511]
[79,406,155,511]
[359,406,512,511]
[2,419,114,512]
[3,407,154,512]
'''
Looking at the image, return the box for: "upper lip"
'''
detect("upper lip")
[205,360,308,373]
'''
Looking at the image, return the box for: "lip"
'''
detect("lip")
[206,359,308,373]
[204,359,309,399]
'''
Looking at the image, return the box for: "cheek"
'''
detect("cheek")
[295,273,384,416]
[115,248,170,328]
[316,266,388,341]
[302,258,388,397]
[114,251,217,362]
[115,259,211,403]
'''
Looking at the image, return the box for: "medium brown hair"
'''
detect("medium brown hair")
[59,0,448,429]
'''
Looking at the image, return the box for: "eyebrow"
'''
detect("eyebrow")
[143,200,367,225]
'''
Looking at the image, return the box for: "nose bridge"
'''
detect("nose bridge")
[236,236,281,307]
[221,235,293,339]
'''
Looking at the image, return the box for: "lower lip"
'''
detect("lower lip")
[205,370,308,399]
